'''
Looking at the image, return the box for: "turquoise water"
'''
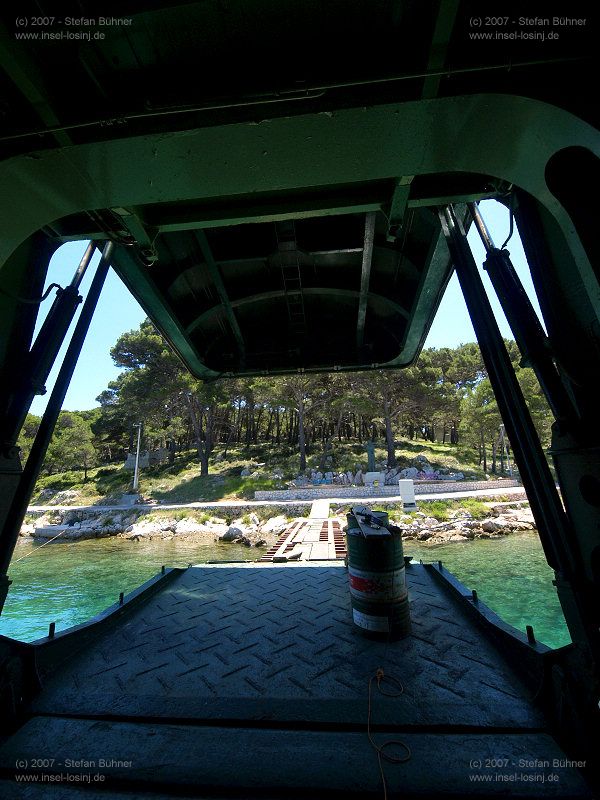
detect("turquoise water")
[1,538,260,642]
[404,534,571,649]
[1,532,571,649]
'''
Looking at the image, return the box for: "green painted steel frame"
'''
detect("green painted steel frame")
[1,94,598,381]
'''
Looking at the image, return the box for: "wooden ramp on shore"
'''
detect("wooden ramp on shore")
[260,501,346,562]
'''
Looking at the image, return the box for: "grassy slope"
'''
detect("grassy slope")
[31,438,493,506]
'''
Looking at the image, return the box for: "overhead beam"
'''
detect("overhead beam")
[145,198,384,234]
[0,21,71,147]
[193,231,246,360]
[3,95,596,272]
[48,186,500,243]
[356,212,376,351]
[186,286,409,335]
[109,247,220,381]
[387,176,413,238]
[421,0,460,99]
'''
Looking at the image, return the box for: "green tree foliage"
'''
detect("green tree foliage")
[95,320,195,462]
[459,342,553,474]
[44,412,97,480]
[27,317,556,480]
[17,413,41,464]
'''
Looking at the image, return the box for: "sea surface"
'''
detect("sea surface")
[1,532,571,649]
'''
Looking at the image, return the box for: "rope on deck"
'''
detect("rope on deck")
[367,668,411,800]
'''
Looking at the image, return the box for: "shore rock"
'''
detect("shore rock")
[482,520,504,533]
[261,515,288,534]
[174,518,206,535]
[390,504,537,546]
[220,526,244,542]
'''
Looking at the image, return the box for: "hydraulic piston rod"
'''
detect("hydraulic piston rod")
[439,205,597,662]
[0,241,113,614]
[2,242,96,450]
[467,202,578,431]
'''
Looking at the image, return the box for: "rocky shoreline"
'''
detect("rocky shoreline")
[20,509,291,549]
[20,501,536,549]
[390,503,535,544]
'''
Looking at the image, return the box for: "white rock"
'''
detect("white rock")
[19,522,36,536]
[261,515,288,533]
[174,518,206,534]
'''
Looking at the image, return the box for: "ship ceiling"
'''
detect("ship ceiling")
[0,0,596,379]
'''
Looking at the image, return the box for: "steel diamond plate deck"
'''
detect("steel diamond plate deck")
[32,563,541,729]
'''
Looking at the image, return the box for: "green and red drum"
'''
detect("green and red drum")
[346,509,411,639]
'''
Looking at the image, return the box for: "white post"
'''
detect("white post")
[398,479,416,510]
[133,423,142,492]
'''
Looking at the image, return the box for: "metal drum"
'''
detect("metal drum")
[346,507,411,639]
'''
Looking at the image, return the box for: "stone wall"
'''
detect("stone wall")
[254,479,521,502]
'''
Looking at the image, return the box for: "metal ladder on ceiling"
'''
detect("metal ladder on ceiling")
[275,220,306,336]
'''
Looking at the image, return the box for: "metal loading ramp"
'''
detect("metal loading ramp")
[0,562,591,798]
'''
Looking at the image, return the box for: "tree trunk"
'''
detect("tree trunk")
[450,422,459,445]
[185,395,211,475]
[275,409,281,444]
[223,425,235,458]
[334,410,344,442]
[264,410,274,442]
[254,407,263,443]
[297,397,307,473]
[199,450,209,476]
[384,400,397,468]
